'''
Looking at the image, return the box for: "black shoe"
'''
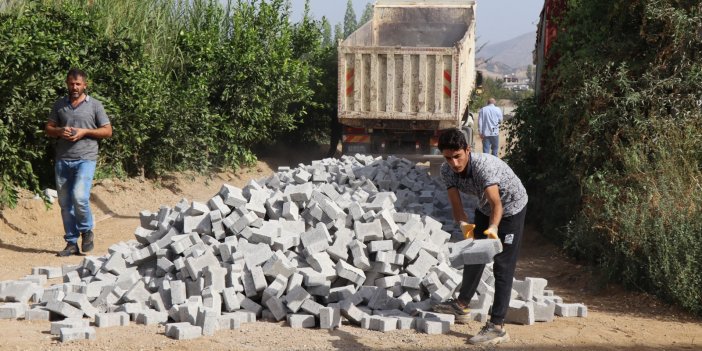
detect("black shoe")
[57,243,80,257]
[81,230,94,252]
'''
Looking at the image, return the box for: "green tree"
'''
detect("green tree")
[321,16,333,47]
[285,2,338,148]
[469,78,528,111]
[359,3,373,25]
[343,0,357,39]
[526,64,534,88]
[211,0,312,164]
[334,22,343,42]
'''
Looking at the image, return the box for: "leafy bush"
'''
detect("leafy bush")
[211,0,312,158]
[0,0,328,207]
[0,2,112,205]
[469,77,532,111]
[508,1,702,314]
[284,10,338,146]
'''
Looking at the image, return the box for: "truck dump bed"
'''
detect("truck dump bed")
[338,0,476,131]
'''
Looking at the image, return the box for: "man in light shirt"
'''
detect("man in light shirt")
[478,98,503,157]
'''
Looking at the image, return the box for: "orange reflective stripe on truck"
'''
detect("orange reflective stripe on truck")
[346,68,355,96]
[443,69,452,97]
[343,135,370,143]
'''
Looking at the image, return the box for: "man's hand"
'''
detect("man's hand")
[59,127,73,140]
[66,127,87,142]
[460,221,475,239]
[484,224,499,240]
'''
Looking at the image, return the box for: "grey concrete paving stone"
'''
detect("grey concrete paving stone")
[5,155,584,342]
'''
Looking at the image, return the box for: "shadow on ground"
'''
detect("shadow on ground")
[0,238,56,255]
[91,193,139,220]
[256,142,329,171]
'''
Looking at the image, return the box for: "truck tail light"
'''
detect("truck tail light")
[343,126,365,134]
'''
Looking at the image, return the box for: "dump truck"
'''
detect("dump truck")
[338,0,479,155]
[534,0,566,99]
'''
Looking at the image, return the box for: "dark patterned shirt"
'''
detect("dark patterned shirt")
[441,152,527,217]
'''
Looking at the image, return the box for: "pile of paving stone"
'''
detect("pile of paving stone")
[0,155,586,342]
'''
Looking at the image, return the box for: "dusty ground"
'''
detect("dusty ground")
[0,145,700,351]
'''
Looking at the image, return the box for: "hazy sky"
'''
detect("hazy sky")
[288,0,544,45]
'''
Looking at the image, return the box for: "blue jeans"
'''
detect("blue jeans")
[483,135,499,157]
[55,159,96,244]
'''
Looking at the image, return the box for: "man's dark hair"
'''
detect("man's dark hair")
[438,128,468,151]
[66,68,87,81]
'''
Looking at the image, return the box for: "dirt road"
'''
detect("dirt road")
[0,147,700,350]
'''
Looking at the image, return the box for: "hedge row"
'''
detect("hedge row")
[0,0,336,207]
[508,1,702,314]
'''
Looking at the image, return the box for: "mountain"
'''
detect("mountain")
[477,31,536,73]
[476,58,515,78]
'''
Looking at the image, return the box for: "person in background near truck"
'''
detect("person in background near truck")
[478,97,503,157]
[432,128,527,345]
[45,68,112,257]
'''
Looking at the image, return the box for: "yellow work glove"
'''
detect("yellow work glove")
[460,221,476,239]
[484,224,499,240]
